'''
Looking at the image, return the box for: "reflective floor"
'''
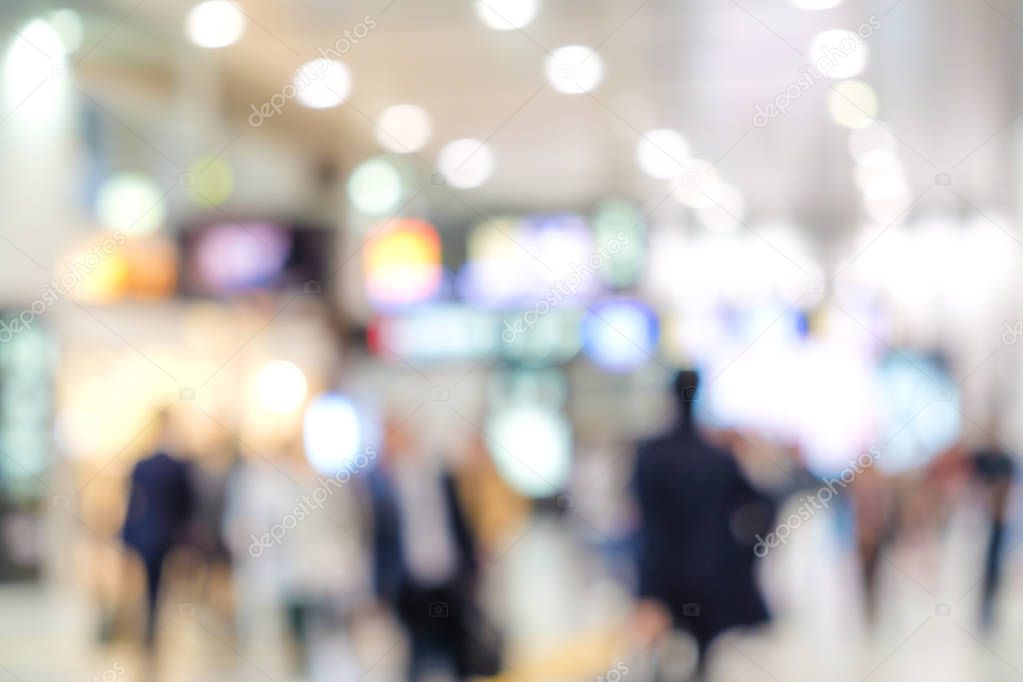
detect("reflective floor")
[3,504,1023,682]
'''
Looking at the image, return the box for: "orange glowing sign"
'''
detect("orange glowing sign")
[364,219,442,307]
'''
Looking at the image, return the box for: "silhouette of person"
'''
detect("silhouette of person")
[631,370,773,678]
[366,418,482,681]
[121,412,194,646]
[973,444,1015,630]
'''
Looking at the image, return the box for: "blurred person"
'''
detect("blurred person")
[222,435,369,677]
[971,442,1015,630]
[120,411,195,647]
[630,370,773,680]
[847,466,895,624]
[367,416,499,681]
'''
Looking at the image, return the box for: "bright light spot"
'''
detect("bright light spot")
[810,29,868,79]
[582,300,659,372]
[848,123,897,164]
[375,104,431,153]
[96,173,166,235]
[486,406,571,497]
[876,353,960,474]
[348,158,404,214]
[5,18,66,103]
[637,129,691,179]
[829,80,878,129]
[475,0,539,30]
[364,219,443,307]
[303,394,362,474]
[256,360,308,413]
[61,236,129,303]
[294,59,351,109]
[790,0,843,8]
[437,138,494,188]
[185,1,246,48]
[856,165,908,201]
[671,158,719,206]
[188,155,234,206]
[48,9,83,53]
[546,45,604,95]
[696,183,746,232]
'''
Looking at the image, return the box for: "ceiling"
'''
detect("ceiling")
[62,0,1023,250]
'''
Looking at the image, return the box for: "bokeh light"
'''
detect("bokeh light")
[5,18,66,102]
[375,104,432,153]
[185,0,246,49]
[582,300,659,372]
[437,138,494,188]
[486,406,572,498]
[875,353,961,474]
[364,219,443,307]
[829,80,879,129]
[475,0,539,30]
[303,393,362,474]
[695,182,746,232]
[96,173,166,235]
[636,129,691,179]
[256,360,308,413]
[294,59,351,109]
[546,45,604,95]
[810,29,869,79]
[347,157,404,215]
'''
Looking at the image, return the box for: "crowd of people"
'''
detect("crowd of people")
[113,370,1017,681]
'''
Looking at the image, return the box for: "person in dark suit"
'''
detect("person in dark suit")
[121,413,195,647]
[972,445,1015,630]
[366,423,480,681]
[631,370,773,679]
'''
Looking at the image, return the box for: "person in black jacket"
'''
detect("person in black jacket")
[366,421,480,681]
[631,370,773,679]
[121,412,194,647]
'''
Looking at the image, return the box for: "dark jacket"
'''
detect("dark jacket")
[367,467,477,605]
[121,452,194,559]
[632,424,773,646]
